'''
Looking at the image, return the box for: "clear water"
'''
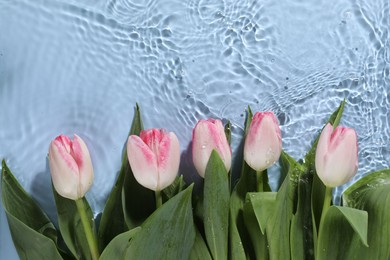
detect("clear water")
[0,0,389,258]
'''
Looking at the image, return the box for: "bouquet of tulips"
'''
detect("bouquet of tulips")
[1,100,389,260]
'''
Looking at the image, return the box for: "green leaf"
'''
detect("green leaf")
[266,151,303,260]
[245,192,276,234]
[5,214,63,260]
[341,169,390,259]
[122,104,155,229]
[229,106,257,260]
[204,150,230,260]
[243,192,276,260]
[125,185,196,259]
[290,170,314,260]
[316,206,368,260]
[99,103,148,250]
[53,189,95,260]
[161,175,186,202]
[1,160,62,260]
[1,160,57,242]
[189,227,212,260]
[99,227,141,259]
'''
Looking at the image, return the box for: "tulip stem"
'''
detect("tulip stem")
[256,170,264,192]
[75,199,99,260]
[155,190,162,208]
[319,187,333,229]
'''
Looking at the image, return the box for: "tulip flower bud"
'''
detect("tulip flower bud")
[49,134,94,200]
[127,128,180,191]
[244,112,282,172]
[315,123,358,187]
[192,119,232,177]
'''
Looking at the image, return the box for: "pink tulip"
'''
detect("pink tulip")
[192,119,232,177]
[315,123,358,187]
[244,112,282,171]
[49,134,94,200]
[127,128,180,191]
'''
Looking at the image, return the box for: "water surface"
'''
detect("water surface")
[0,0,389,258]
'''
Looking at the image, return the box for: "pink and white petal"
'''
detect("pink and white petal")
[72,134,94,197]
[157,132,180,190]
[127,135,159,190]
[49,141,79,200]
[55,135,72,153]
[315,123,333,179]
[192,121,216,177]
[325,129,358,187]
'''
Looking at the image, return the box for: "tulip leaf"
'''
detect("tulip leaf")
[245,192,276,234]
[316,206,368,260]
[265,151,304,260]
[98,163,126,251]
[161,175,186,202]
[243,192,276,260]
[189,227,212,260]
[125,185,196,259]
[1,160,62,260]
[53,189,96,260]
[229,106,262,259]
[203,150,230,260]
[290,169,315,260]
[99,227,141,259]
[4,214,64,260]
[122,104,155,230]
[340,169,390,259]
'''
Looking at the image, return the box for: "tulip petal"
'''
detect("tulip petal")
[192,119,231,177]
[140,129,164,155]
[49,138,79,200]
[127,135,159,190]
[315,124,358,187]
[157,132,180,190]
[72,134,94,198]
[244,112,282,171]
[315,123,333,182]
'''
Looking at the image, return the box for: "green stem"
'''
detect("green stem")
[75,199,99,260]
[316,187,333,258]
[320,187,333,225]
[155,190,162,208]
[256,170,264,192]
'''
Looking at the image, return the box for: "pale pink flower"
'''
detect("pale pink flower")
[49,134,94,200]
[127,129,180,191]
[315,123,358,187]
[244,112,282,171]
[192,119,231,177]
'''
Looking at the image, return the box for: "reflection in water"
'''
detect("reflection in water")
[0,0,389,258]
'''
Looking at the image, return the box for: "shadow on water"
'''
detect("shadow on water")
[30,159,58,227]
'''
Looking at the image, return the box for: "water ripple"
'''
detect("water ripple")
[0,0,389,256]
